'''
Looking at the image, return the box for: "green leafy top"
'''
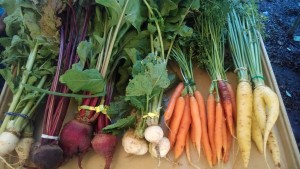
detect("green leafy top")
[126,54,170,112]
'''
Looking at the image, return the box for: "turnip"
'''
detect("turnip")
[122,130,148,155]
[15,137,34,165]
[148,137,170,158]
[144,125,164,144]
[0,131,19,156]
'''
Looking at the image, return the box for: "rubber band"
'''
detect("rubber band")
[78,105,110,120]
[251,76,264,80]
[41,134,60,141]
[234,67,247,73]
[143,112,159,119]
[5,112,29,119]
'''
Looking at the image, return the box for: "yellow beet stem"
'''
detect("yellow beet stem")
[236,81,253,168]
[251,115,263,153]
[267,131,281,169]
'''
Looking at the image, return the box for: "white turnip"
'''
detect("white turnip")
[148,137,170,158]
[0,131,20,156]
[122,130,148,155]
[144,125,164,144]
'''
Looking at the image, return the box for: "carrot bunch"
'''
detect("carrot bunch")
[164,46,212,167]
[192,4,236,166]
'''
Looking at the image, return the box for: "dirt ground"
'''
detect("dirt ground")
[259,0,300,149]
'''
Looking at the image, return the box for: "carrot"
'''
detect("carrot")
[267,131,281,169]
[223,124,232,163]
[207,93,217,165]
[164,82,185,125]
[215,102,223,162]
[218,80,234,136]
[190,122,196,147]
[194,90,212,167]
[174,95,191,160]
[226,82,237,125]
[168,96,185,149]
[237,81,253,168]
[185,133,191,164]
[221,110,227,161]
[189,96,202,158]
[185,133,200,169]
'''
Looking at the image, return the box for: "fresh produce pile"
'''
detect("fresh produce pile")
[0,0,282,169]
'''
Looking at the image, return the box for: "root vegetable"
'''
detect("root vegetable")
[236,81,253,168]
[59,119,93,168]
[91,134,117,169]
[0,131,20,156]
[31,144,64,169]
[144,125,164,144]
[267,131,281,169]
[251,115,263,153]
[168,96,185,148]
[149,137,170,158]
[122,130,148,155]
[15,137,34,161]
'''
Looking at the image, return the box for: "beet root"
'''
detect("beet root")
[31,144,63,169]
[91,134,117,169]
[59,120,93,156]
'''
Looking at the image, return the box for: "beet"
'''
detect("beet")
[59,120,93,168]
[91,134,117,169]
[31,144,63,169]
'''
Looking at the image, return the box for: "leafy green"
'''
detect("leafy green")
[106,97,132,119]
[95,0,145,31]
[59,69,106,94]
[102,115,136,135]
[126,58,169,97]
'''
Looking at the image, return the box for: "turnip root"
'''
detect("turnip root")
[0,131,20,156]
[31,144,64,169]
[15,137,34,162]
[122,130,148,155]
[148,137,170,158]
[144,126,164,144]
[91,133,117,169]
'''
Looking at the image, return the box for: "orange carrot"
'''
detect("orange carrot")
[190,122,196,147]
[189,96,202,158]
[195,90,212,167]
[224,124,233,163]
[218,80,234,136]
[207,93,217,166]
[174,95,191,160]
[221,111,227,161]
[168,96,185,149]
[215,102,223,162]
[226,82,237,126]
[164,82,185,125]
[185,133,191,164]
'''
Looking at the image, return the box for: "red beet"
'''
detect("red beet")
[31,144,63,169]
[59,120,93,168]
[91,134,117,169]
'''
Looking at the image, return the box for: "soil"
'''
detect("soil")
[259,0,300,150]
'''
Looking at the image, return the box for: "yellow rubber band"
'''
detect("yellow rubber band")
[78,104,110,120]
[143,112,159,119]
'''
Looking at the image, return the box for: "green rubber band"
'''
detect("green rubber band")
[251,76,264,80]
